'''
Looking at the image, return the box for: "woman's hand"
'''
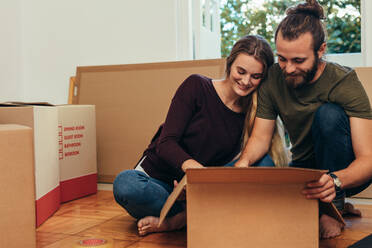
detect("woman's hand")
[234,158,250,168]
[181,159,204,172]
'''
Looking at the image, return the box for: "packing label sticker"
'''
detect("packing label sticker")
[59,124,85,160]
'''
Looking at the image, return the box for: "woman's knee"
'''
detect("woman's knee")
[113,170,147,204]
[113,170,174,219]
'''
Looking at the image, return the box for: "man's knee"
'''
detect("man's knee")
[313,103,348,136]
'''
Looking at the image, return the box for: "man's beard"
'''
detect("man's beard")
[283,56,319,89]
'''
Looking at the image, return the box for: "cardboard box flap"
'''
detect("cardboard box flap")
[2,101,54,106]
[159,167,345,227]
[0,124,32,131]
[0,102,26,107]
[159,175,187,226]
[186,167,327,184]
[319,200,346,225]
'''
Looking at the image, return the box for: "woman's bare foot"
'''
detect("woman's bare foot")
[320,214,345,239]
[137,211,186,236]
[137,216,169,236]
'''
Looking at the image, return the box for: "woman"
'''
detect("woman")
[113,35,287,236]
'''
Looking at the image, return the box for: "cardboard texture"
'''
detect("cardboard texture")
[353,67,372,199]
[0,125,36,248]
[0,106,60,227]
[355,67,372,101]
[70,65,372,200]
[354,186,372,199]
[160,167,345,248]
[58,105,97,202]
[70,62,372,186]
[71,59,226,182]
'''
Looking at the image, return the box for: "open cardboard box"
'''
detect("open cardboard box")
[159,167,344,248]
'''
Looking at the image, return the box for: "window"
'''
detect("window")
[220,0,362,66]
[202,0,207,27]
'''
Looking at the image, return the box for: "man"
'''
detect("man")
[235,0,372,239]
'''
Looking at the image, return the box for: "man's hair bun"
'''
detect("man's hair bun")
[286,0,325,20]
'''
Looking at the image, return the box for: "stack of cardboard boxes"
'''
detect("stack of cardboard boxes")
[0,104,97,230]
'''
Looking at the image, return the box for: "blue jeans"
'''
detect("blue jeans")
[113,170,185,219]
[290,103,371,198]
[224,154,275,167]
[113,154,274,219]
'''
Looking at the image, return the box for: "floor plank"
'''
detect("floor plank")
[54,203,123,220]
[126,241,186,248]
[42,235,135,248]
[36,216,106,235]
[76,217,142,242]
[36,232,71,248]
[36,191,372,248]
[140,229,187,246]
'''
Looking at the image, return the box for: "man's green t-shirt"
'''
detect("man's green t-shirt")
[257,62,372,162]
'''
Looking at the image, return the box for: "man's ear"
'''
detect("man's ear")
[317,42,327,59]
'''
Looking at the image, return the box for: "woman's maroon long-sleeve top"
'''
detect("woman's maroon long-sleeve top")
[140,74,245,185]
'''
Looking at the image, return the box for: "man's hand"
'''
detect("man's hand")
[302,173,336,203]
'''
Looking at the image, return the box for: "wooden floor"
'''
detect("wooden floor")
[36,190,372,248]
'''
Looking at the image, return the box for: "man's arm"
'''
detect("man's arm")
[303,117,372,202]
[235,117,276,167]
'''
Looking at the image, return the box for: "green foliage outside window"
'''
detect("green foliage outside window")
[220,0,361,57]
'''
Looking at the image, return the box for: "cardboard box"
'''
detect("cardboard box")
[160,167,344,248]
[0,105,60,227]
[71,59,226,182]
[354,187,372,199]
[58,105,97,203]
[353,67,372,199]
[355,67,372,101]
[0,124,36,248]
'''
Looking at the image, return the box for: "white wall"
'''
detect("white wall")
[362,0,372,66]
[326,53,363,68]
[199,26,221,59]
[0,0,22,102]
[1,0,192,104]
[176,0,194,60]
[193,0,221,59]
[2,0,367,104]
